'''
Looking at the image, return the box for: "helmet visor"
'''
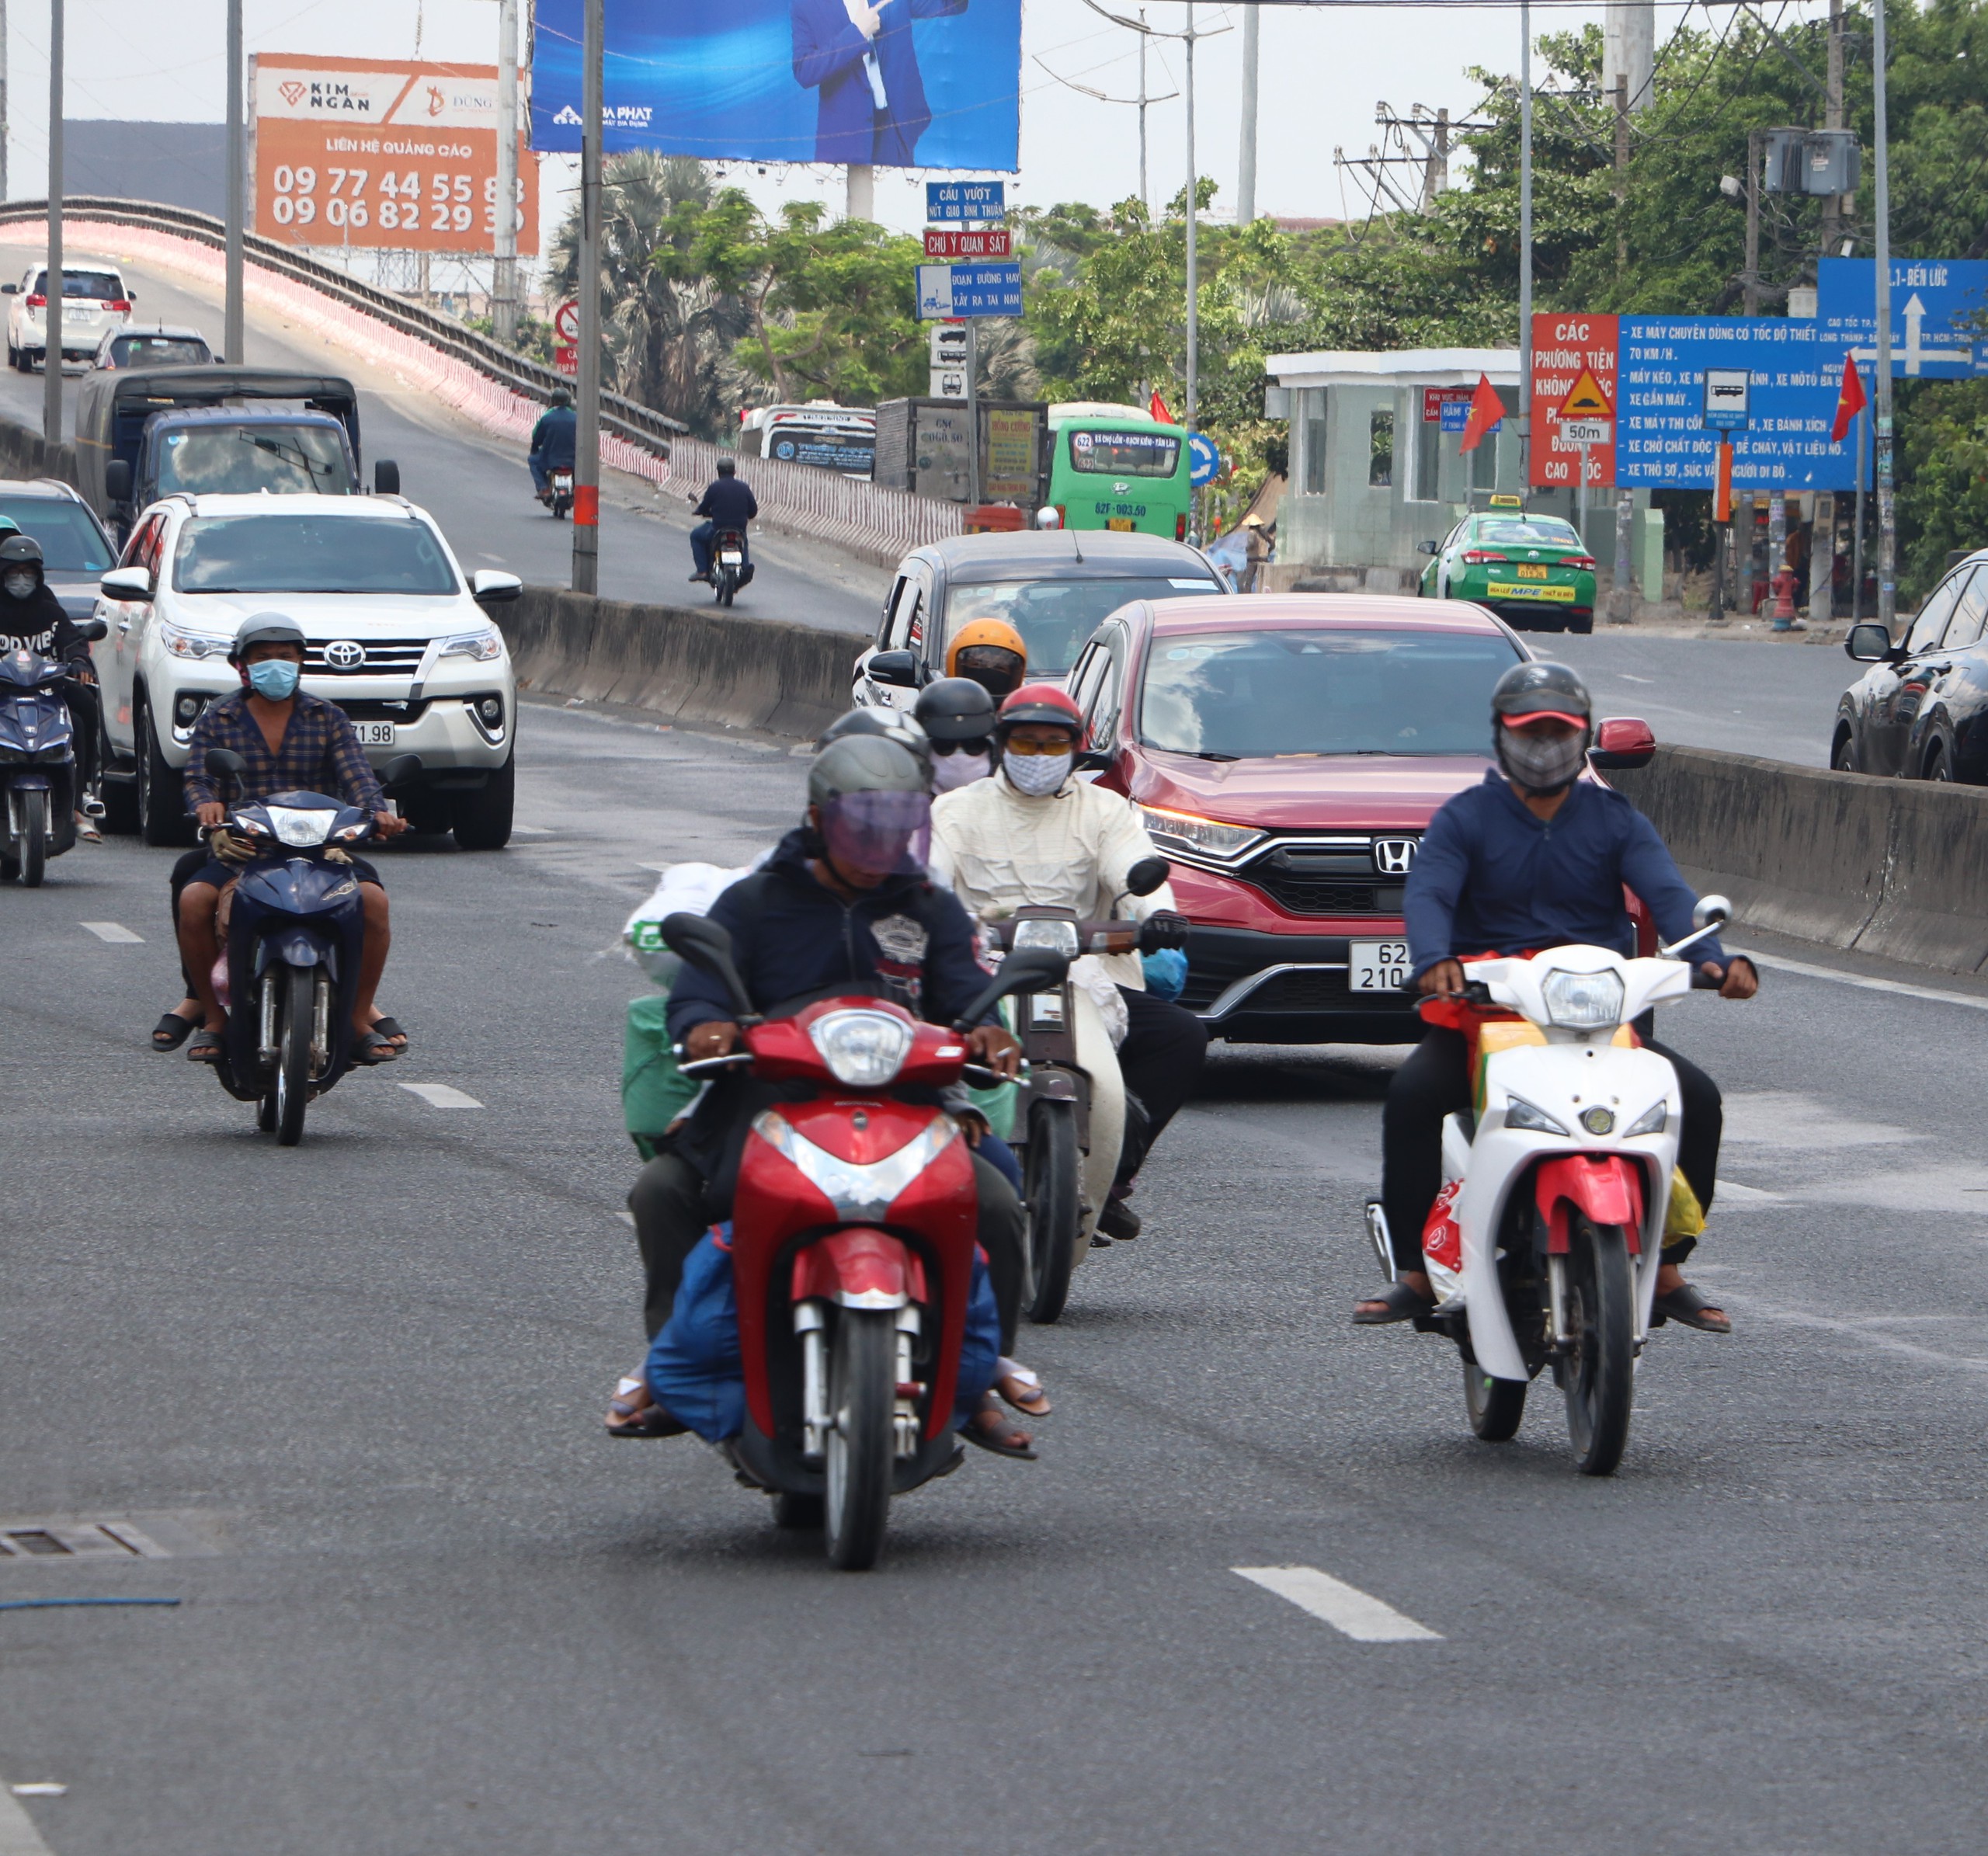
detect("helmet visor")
[821,789,932,879]
[954,645,1025,691]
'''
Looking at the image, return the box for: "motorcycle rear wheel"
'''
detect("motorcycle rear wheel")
[823,1309,894,1570]
[273,965,315,1147]
[1562,1213,1635,1475]
[17,790,47,887]
[1463,1357,1527,1441]
[1023,1097,1081,1324]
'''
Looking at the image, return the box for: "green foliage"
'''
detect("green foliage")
[1896,379,1988,599]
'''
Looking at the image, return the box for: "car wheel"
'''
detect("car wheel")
[137,700,196,846]
[450,749,515,850]
[1831,731,1859,773]
[1926,744,1952,782]
[1568,613,1594,634]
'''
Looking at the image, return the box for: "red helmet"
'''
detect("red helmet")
[996,683,1084,736]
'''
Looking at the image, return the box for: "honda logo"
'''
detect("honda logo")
[1372,837,1417,874]
[323,640,364,671]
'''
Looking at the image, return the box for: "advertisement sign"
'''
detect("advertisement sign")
[924,228,1010,259]
[1529,315,1619,487]
[1816,257,1988,377]
[250,54,537,253]
[916,262,1023,319]
[531,0,1021,172]
[985,408,1037,501]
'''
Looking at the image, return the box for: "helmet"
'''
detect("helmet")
[228,611,308,664]
[947,617,1027,698]
[807,733,933,878]
[818,705,931,771]
[912,676,996,747]
[995,683,1085,737]
[0,534,45,572]
[716,456,737,476]
[1490,660,1591,728]
[548,386,572,408]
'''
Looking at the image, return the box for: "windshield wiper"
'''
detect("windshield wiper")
[1190,751,1242,762]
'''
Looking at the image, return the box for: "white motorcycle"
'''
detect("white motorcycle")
[1364,897,1730,1476]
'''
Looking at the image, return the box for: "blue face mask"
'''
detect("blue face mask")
[247,659,301,700]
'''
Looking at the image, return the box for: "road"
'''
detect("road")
[5,697,1988,1853]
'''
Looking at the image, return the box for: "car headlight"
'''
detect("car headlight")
[1503,1093,1570,1137]
[1624,1100,1668,1138]
[439,627,504,662]
[158,622,231,661]
[265,805,339,848]
[1541,966,1626,1031]
[807,1007,914,1087]
[1135,804,1264,862]
[1013,918,1079,958]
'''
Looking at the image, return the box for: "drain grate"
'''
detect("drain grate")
[0,1520,175,1561]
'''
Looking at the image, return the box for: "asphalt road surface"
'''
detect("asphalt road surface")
[6,699,1988,1854]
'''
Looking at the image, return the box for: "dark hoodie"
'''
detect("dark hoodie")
[0,571,88,670]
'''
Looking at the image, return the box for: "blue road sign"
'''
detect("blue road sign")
[1187,431,1221,487]
[915,262,1022,319]
[1816,258,1988,377]
[1438,398,1482,435]
[926,181,1006,224]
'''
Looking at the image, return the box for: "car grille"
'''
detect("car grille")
[1244,867,1406,916]
[327,698,432,724]
[305,638,430,675]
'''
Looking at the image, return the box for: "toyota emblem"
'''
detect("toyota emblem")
[1372,837,1418,874]
[323,639,364,671]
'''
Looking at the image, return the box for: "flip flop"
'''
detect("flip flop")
[606,1375,688,1438]
[151,1012,198,1052]
[961,1395,1037,1460]
[1352,1281,1436,1326]
[186,1029,224,1065]
[995,1361,1051,1417]
[1652,1282,1733,1334]
[370,1016,409,1054]
[350,1031,400,1066]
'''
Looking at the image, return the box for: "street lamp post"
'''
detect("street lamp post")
[1517,0,1533,501]
[43,0,61,445]
[572,0,603,595]
[1183,0,1197,433]
[225,0,244,367]
[495,0,520,347]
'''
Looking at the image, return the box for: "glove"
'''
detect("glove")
[1142,947,1189,1000]
[1138,910,1190,954]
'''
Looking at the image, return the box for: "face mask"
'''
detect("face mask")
[931,750,990,793]
[1005,750,1072,798]
[247,659,301,700]
[1496,724,1587,794]
[2,571,34,599]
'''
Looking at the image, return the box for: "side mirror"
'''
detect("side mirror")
[1693,893,1731,933]
[379,753,424,787]
[204,747,248,779]
[1589,716,1656,770]
[1123,854,1170,898]
[1416,538,1440,555]
[660,910,756,1019]
[471,568,523,603]
[1846,621,1894,662]
[1073,747,1114,773]
[76,615,109,643]
[867,648,920,689]
[374,459,401,496]
[98,565,152,602]
[1,283,16,295]
[105,459,131,503]
[954,944,1071,1030]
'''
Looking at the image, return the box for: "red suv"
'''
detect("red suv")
[1063,594,1653,1044]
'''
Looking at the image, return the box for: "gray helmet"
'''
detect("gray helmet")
[229,611,308,664]
[808,732,928,807]
[913,676,997,746]
[1490,659,1591,726]
[818,705,930,765]
[0,534,44,572]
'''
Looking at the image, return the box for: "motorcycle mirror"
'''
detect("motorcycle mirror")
[76,615,109,643]
[379,752,424,787]
[1692,893,1731,932]
[954,944,1070,1031]
[204,747,248,778]
[660,911,757,1019]
[1123,854,1170,898]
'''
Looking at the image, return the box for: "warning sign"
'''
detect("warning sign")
[1559,368,1614,419]
[1531,314,1619,488]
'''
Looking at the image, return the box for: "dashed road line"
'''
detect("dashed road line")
[1738,948,1988,1013]
[78,922,142,944]
[398,1083,484,1110]
[1233,1566,1442,1642]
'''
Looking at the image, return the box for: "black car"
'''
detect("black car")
[1834,548,1988,781]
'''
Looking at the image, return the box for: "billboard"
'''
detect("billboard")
[251,55,538,254]
[530,0,1021,172]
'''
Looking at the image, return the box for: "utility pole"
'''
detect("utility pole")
[1183,0,1197,430]
[965,320,979,508]
[42,0,59,445]
[1,0,10,203]
[1821,0,1844,254]
[1743,126,1761,316]
[1603,0,1655,113]
[225,0,244,365]
[572,0,603,595]
[1518,0,1533,499]
[1421,107,1448,212]
[1137,11,1149,213]
[1871,0,1895,632]
[846,165,873,222]
[1236,5,1258,226]
[495,0,519,346]
[1613,74,1628,277]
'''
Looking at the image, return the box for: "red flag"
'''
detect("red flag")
[1149,388,1176,426]
[1830,353,1868,443]
[1458,373,1504,454]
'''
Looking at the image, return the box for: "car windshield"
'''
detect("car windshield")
[1139,627,1522,758]
[155,424,353,497]
[0,496,114,572]
[32,269,123,300]
[1475,518,1581,547]
[946,575,1221,676]
[113,335,209,367]
[173,515,459,595]
[1066,429,1180,478]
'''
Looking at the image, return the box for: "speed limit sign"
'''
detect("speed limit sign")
[554,298,580,345]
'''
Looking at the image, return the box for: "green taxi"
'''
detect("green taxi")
[1417,510,1598,634]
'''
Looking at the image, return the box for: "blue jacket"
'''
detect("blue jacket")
[693,477,759,528]
[791,0,968,166]
[1403,773,1725,979]
[529,404,577,467]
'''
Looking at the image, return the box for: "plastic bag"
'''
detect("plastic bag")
[623,994,700,1154]
[622,858,760,985]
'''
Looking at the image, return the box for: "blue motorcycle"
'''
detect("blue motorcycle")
[0,623,105,887]
[201,746,420,1145]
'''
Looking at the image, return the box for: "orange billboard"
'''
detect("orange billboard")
[250,54,539,255]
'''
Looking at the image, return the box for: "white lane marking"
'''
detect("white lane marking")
[5,1789,61,1800]
[398,1083,484,1109]
[1721,1090,1920,1151]
[617,1210,636,1226]
[1233,1566,1442,1642]
[1617,673,1653,683]
[79,921,142,944]
[510,825,553,838]
[1738,947,1988,1014]
[0,1785,57,1854]
[1721,1295,1988,1375]
[1713,1179,1787,1204]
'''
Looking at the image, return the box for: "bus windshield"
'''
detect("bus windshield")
[1066,430,1180,477]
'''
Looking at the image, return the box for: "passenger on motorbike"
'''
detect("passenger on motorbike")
[0,532,102,843]
[613,732,1040,1454]
[1354,661,1757,1333]
[915,676,998,793]
[528,387,577,504]
[165,614,410,1068]
[944,617,1028,703]
[929,683,1208,1245]
[688,457,758,586]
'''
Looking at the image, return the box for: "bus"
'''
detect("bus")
[739,402,876,480]
[1046,402,1193,541]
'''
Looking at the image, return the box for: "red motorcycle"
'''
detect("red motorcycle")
[662,912,1067,1569]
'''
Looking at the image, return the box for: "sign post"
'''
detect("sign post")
[1702,367,1750,624]
[916,181,1014,512]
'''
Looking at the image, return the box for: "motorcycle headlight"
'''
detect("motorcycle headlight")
[265,805,339,848]
[1503,1093,1570,1138]
[1135,805,1265,862]
[439,627,505,662]
[158,622,231,661]
[1012,918,1079,958]
[1624,1099,1668,1138]
[808,1008,914,1087]
[1541,966,1626,1031]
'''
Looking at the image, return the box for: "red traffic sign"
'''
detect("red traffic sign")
[553,297,581,344]
[554,344,578,377]
[923,228,1011,259]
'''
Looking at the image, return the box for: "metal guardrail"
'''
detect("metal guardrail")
[0,196,684,458]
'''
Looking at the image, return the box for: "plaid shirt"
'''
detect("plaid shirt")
[182,688,385,815]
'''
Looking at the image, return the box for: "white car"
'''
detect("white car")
[91,492,522,849]
[4,256,134,370]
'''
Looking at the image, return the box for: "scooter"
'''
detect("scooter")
[659,909,1068,1569]
[986,853,1171,1322]
[1364,896,1731,1476]
[547,466,574,520]
[200,746,421,1146]
[0,627,103,887]
[710,527,749,607]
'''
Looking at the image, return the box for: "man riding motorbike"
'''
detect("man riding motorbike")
[1354,660,1757,1333]
[915,676,998,794]
[0,532,103,843]
[163,614,410,1067]
[613,731,1040,1455]
[944,617,1028,703]
[528,387,577,506]
[929,683,1208,1245]
[688,456,758,587]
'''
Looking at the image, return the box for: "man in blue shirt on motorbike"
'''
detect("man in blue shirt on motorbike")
[528,388,577,505]
[687,457,758,586]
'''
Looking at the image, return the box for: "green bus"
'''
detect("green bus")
[1046,404,1193,541]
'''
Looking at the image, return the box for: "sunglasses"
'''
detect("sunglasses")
[930,736,992,757]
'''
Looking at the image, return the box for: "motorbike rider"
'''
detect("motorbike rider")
[0,532,102,843]
[915,676,998,794]
[528,387,577,505]
[688,456,758,586]
[613,731,1039,1455]
[944,617,1028,702]
[165,614,410,1067]
[1354,660,1757,1334]
[929,683,1208,1245]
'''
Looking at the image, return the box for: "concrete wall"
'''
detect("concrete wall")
[0,416,79,489]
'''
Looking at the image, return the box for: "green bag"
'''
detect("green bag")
[624,995,700,1158]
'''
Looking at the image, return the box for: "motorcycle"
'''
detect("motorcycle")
[1364,896,1731,1475]
[985,854,1171,1323]
[547,466,574,520]
[0,625,104,887]
[659,909,1069,1570]
[199,746,421,1146]
[711,527,748,607]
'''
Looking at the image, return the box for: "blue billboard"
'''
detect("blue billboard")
[532,0,1022,171]
[1816,258,1988,377]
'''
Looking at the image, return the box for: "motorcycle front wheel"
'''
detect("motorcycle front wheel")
[1561,1213,1636,1475]
[1023,1097,1081,1324]
[823,1309,894,1570]
[17,789,47,887]
[1463,1357,1527,1441]
[273,964,315,1147]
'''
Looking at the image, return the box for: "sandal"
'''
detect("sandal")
[370,1016,409,1055]
[1652,1282,1732,1335]
[961,1395,1037,1460]
[995,1360,1051,1417]
[186,1029,224,1065]
[151,1010,199,1052]
[1352,1281,1436,1326]
[606,1375,687,1438]
[351,1030,400,1066]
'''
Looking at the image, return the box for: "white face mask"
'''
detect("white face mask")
[2,571,34,599]
[932,750,991,793]
[1004,750,1072,798]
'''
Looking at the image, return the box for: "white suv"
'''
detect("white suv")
[5,257,133,370]
[91,493,522,849]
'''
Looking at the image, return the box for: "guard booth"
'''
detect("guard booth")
[873,398,1049,510]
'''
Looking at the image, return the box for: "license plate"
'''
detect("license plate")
[1516,562,1549,579]
[719,551,743,565]
[353,721,397,747]
[1486,579,1576,603]
[1349,940,1411,992]
[1107,517,1135,532]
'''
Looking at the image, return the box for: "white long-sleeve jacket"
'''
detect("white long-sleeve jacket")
[929,769,1177,991]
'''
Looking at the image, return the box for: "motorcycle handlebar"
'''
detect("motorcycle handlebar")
[678,1051,755,1078]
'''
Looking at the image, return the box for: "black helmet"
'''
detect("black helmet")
[818,705,930,770]
[1490,660,1591,727]
[807,732,928,807]
[0,534,44,573]
[716,456,737,476]
[228,611,308,664]
[913,676,996,747]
